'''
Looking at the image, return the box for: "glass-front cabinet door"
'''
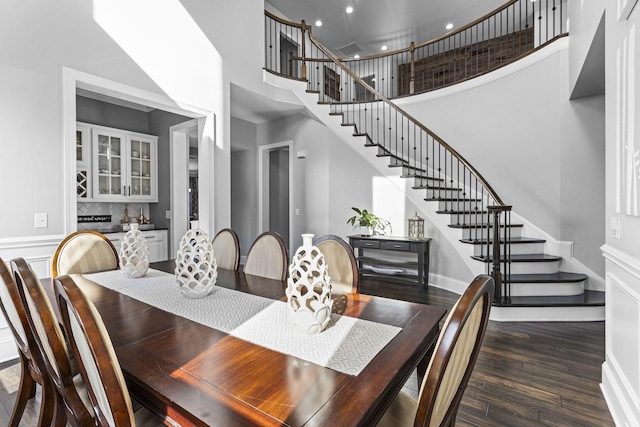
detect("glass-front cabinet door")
[127,135,156,201]
[92,129,126,200]
[90,125,158,202]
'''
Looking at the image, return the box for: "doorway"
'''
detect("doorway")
[62,67,213,243]
[170,119,200,255]
[258,141,292,250]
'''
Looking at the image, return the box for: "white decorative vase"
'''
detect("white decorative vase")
[285,233,332,334]
[175,221,218,298]
[119,223,149,278]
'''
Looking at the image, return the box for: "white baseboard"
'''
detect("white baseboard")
[602,361,640,427]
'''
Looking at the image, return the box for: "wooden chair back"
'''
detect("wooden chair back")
[243,231,289,280]
[52,230,119,278]
[54,275,138,427]
[0,258,55,427]
[415,274,494,427]
[212,228,241,270]
[314,235,359,293]
[11,258,94,427]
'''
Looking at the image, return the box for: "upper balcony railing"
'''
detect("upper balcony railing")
[266,0,567,99]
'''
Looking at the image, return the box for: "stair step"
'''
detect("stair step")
[460,237,545,245]
[328,112,343,116]
[472,253,561,263]
[507,272,587,283]
[493,290,605,307]
[449,223,523,229]
[306,90,321,94]
[413,183,462,189]
[426,197,482,203]
[436,209,489,215]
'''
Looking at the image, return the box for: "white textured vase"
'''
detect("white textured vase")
[175,220,218,298]
[119,223,149,278]
[286,233,332,334]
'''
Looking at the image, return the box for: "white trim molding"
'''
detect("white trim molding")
[601,244,640,427]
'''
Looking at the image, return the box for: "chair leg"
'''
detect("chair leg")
[52,393,68,427]
[36,378,56,427]
[8,355,35,427]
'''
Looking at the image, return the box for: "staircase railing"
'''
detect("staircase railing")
[266,0,566,99]
[264,9,529,302]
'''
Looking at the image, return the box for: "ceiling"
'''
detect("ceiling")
[266,0,507,58]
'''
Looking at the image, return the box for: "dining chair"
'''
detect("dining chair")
[54,275,165,426]
[376,274,494,427]
[51,230,119,278]
[11,258,95,427]
[243,231,289,280]
[0,258,56,427]
[212,228,241,270]
[314,234,359,293]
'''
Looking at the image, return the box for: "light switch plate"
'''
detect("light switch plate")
[165,210,171,219]
[34,213,48,228]
[610,217,621,239]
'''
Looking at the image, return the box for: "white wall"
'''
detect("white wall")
[396,42,605,277]
[601,0,640,425]
[251,113,473,283]
[0,0,263,362]
[568,0,606,95]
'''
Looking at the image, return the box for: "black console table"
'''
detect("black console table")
[348,235,431,290]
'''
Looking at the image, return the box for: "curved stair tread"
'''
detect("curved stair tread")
[507,272,588,283]
[493,290,605,307]
[460,237,546,245]
[448,223,523,229]
[471,253,562,262]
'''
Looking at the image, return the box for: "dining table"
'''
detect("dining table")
[43,260,447,427]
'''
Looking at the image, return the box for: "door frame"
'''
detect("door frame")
[169,119,199,255]
[258,140,294,250]
[62,67,213,237]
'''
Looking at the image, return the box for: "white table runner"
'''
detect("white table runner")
[84,269,401,376]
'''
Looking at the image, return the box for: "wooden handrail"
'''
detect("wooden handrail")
[305,30,506,207]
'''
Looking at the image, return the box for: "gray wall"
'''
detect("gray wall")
[148,109,193,230]
[230,117,258,256]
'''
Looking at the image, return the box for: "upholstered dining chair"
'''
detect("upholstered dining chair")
[376,274,494,427]
[0,258,56,427]
[314,235,359,294]
[212,228,241,270]
[11,258,94,427]
[243,231,289,280]
[51,230,119,278]
[54,275,164,426]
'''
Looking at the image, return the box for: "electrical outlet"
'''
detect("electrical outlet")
[34,213,48,228]
[610,217,621,239]
[295,208,300,216]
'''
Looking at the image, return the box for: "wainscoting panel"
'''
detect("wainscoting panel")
[0,235,63,363]
[601,244,640,427]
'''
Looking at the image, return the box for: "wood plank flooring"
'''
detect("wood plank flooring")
[360,278,614,426]
[0,278,614,426]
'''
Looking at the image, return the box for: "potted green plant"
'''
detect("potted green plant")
[347,207,392,236]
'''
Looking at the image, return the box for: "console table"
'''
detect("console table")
[348,235,431,290]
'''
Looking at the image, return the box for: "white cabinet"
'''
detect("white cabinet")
[76,122,158,203]
[76,124,90,200]
[108,229,168,262]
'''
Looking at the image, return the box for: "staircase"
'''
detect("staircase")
[263,10,604,321]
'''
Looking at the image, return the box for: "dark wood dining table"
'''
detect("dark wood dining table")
[43,260,446,426]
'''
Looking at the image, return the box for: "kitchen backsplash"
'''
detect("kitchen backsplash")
[77,202,151,231]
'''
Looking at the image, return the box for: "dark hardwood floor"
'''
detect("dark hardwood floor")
[360,277,614,426]
[0,277,614,426]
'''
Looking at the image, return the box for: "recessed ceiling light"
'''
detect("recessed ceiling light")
[381,45,388,51]
[346,6,354,13]
[315,20,322,27]
[354,54,360,59]
[445,23,454,30]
